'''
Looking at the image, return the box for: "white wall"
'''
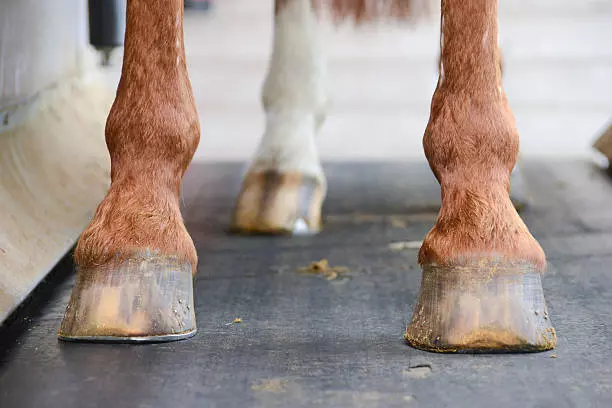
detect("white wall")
[0,0,96,128]
[0,0,111,324]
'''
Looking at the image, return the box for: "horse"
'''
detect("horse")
[57,0,557,353]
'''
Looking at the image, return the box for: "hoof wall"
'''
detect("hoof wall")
[231,171,324,235]
[58,255,196,343]
[405,261,556,353]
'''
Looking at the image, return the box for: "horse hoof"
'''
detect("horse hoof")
[231,170,324,235]
[58,254,196,343]
[405,260,556,353]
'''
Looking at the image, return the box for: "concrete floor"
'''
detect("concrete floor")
[1,161,612,407]
[1,3,611,407]
[106,0,612,161]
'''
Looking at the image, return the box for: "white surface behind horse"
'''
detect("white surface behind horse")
[100,0,610,161]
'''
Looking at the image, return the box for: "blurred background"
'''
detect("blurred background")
[2,0,610,160]
[109,0,612,161]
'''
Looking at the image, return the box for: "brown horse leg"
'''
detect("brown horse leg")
[440,49,530,211]
[231,0,329,235]
[58,0,199,342]
[405,0,556,352]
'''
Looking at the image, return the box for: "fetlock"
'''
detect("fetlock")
[75,178,197,273]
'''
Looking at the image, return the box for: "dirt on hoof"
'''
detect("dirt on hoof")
[298,259,350,281]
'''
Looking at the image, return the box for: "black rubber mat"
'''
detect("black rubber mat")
[1,161,611,407]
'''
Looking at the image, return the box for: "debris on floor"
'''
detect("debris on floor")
[298,259,350,281]
[225,317,242,325]
[404,364,432,379]
[251,378,287,393]
[388,241,423,252]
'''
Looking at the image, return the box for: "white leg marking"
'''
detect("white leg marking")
[250,0,329,181]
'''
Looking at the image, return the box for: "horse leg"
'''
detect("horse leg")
[58,0,199,342]
[441,49,530,210]
[405,0,556,352]
[231,0,329,235]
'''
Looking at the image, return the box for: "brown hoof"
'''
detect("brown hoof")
[58,254,196,343]
[405,260,556,353]
[231,170,325,235]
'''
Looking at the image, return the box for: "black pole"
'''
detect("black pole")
[88,0,126,65]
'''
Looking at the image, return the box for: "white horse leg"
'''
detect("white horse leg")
[232,0,329,235]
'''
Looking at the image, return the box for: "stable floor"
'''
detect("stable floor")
[1,161,612,407]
